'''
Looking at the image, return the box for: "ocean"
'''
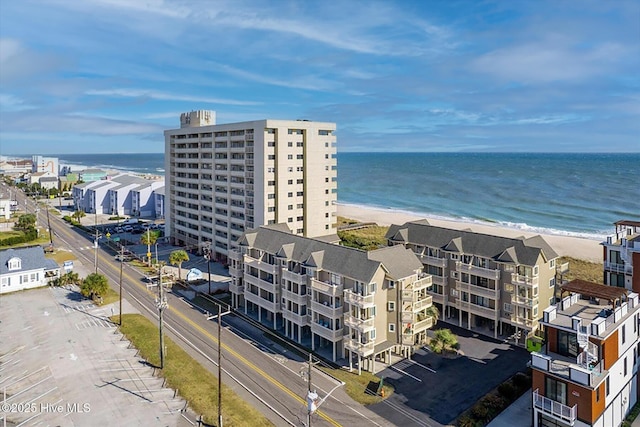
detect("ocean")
[53,152,640,239]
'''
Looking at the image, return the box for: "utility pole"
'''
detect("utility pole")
[217,303,223,427]
[46,205,53,248]
[305,353,319,427]
[156,262,167,369]
[94,212,98,274]
[118,244,124,325]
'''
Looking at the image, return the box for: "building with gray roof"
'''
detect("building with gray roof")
[1,246,61,294]
[229,224,434,372]
[72,173,164,218]
[386,220,564,345]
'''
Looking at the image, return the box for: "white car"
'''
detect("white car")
[122,225,133,232]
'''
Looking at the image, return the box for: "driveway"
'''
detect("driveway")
[368,323,530,426]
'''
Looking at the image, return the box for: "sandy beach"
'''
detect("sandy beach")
[337,203,604,263]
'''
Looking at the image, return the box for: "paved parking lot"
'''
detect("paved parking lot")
[0,286,190,426]
[369,323,530,426]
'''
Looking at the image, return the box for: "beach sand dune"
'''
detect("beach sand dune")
[337,204,603,263]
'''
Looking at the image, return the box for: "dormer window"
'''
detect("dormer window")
[7,257,21,271]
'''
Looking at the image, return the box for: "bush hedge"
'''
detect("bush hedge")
[0,229,38,247]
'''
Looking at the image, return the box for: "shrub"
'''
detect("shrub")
[512,372,530,391]
[457,415,477,427]
[498,382,517,400]
[471,402,489,421]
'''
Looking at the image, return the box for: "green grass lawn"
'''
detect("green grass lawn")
[319,366,393,405]
[46,249,77,264]
[111,313,273,427]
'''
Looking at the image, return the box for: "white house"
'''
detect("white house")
[0,246,61,294]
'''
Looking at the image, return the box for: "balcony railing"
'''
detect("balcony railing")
[402,295,433,312]
[457,281,499,300]
[282,269,306,284]
[244,256,277,275]
[511,273,539,287]
[344,314,375,333]
[456,262,501,280]
[244,291,279,313]
[511,294,538,308]
[344,290,375,307]
[310,322,343,341]
[228,265,241,278]
[243,274,276,293]
[344,338,375,356]
[533,389,577,425]
[282,288,307,305]
[411,276,433,291]
[604,261,633,275]
[310,279,343,296]
[282,310,307,325]
[311,300,343,318]
[229,282,244,294]
[418,254,447,268]
[456,300,498,318]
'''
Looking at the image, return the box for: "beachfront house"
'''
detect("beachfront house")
[531,280,639,427]
[1,246,61,294]
[602,220,640,293]
[385,220,564,346]
[229,223,435,372]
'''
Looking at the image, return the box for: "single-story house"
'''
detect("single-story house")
[0,246,61,294]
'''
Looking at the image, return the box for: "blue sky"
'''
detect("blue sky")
[0,0,638,154]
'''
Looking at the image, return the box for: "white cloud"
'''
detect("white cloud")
[85,88,261,106]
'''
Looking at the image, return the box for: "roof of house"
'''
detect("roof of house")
[385,220,558,266]
[238,224,422,283]
[0,246,59,274]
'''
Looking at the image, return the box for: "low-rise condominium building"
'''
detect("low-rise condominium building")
[229,223,435,373]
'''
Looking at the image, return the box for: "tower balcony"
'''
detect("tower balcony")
[533,389,577,425]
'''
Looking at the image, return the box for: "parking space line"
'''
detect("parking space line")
[389,365,422,382]
[406,358,437,374]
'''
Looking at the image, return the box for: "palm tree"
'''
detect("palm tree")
[72,210,85,224]
[426,305,440,324]
[80,273,109,301]
[169,250,189,280]
[140,229,160,266]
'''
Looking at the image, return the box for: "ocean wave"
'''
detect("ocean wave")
[336,202,608,241]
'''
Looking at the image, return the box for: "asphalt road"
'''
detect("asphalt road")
[15,188,399,427]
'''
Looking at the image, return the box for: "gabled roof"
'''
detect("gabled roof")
[385,221,558,266]
[0,246,55,274]
[239,224,422,283]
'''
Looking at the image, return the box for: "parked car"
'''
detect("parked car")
[115,254,132,262]
[115,227,124,233]
[122,225,133,232]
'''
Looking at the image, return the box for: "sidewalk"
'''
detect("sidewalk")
[486,390,531,427]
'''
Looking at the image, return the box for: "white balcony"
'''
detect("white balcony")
[604,261,633,275]
[310,279,343,296]
[282,269,307,284]
[282,310,307,325]
[244,256,277,275]
[457,281,499,300]
[431,275,447,286]
[344,289,375,308]
[282,288,307,305]
[418,254,447,268]
[402,295,433,312]
[344,314,375,333]
[228,265,241,278]
[413,316,433,333]
[511,273,539,287]
[511,294,538,308]
[310,322,343,341]
[344,338,375,357]
[457,300,498,318]
[243,274,276,293]
[244,291,279,313]
[311,300,343,318]
[533,389,577,425]
[429,291,446,305]
[456,262,501,280]
[229,282,244,295]
[411,276,433,292]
